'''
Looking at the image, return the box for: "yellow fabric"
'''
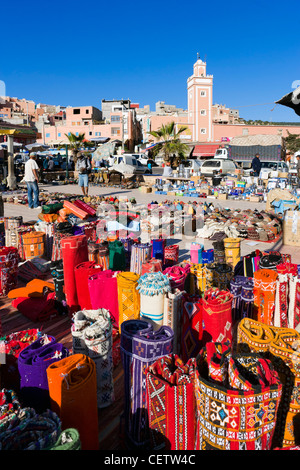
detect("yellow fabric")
[117,272,140,332]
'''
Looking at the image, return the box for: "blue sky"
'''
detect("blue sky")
[1,0,300,122]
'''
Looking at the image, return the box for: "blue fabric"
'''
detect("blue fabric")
[26,181,40,208]
[78,174,89,187]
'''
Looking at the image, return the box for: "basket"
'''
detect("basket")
[22,231,45,260]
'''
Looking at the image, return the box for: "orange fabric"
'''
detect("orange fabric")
[63,200,88,220]
[253,269,278,325]
[8,279,55,299]
[46,353,99,450]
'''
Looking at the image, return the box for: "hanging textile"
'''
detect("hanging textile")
[163,265,187,291]
[163,289,184,355]
[61,234,88,313]
[202,288,233,344]
[18,338,69,412]
[164,244,179,267]
[146,354,196,450]
[130,243,152,275]
[230,276,254,323]
[181,293,203,362]
[237,318,300,448]
[0,408,61,450]
[88,270,119,328]
[137,272,171,330]
[0,247,19,296]
[74,261,103,310]
[109,239,126,271]
[47,353,99,450]
[253,269,278,325]
[194,342,282,450]
[287,275,300,329]
[120,320,174,449]
[117,272,140,332]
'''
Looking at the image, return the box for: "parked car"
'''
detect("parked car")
[183,159,204,173]
[243,160,289,177]
[111,155,149,174]
[200,158,237,177]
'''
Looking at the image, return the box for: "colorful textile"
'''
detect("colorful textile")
[8,279,55,299]
[194,342,282,450]
[164,244,179,267]
[12,292,58,322]
[237,318,300,448]
[130,243,152,275]
[50,260,65,302]
[47,353,99,450]
[202,288,233,344]
[18,336,69,412]
[253,268,278,325]
[73,199,96,217]
[0,246,19,296]
[88,270,119,327]
[0,389,21,422]
[163,265,187,291]
[120,320,174,449]
[117,272,140,331]
[63,200,89,219]
[190,243,203,264]
[163,289,184,355]
[22,231,45,260]
[181,293,203,362]
[146,354,196,450]
[223,237,241,268]
[259,253,283,270]
[151,238,166,262]
[230,275,254,322]
[74,261,103,310]
[201,249,214,264]
[213,263,233,290]
[61,234,88,313]
[141,258,162,275]
[109,239,126,271]
[212,240,225,264]
[137,272,171,330]
[0,407,61,450]
[48,428,81,450]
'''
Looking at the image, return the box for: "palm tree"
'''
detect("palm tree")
[148,121,189,164]
[64,132,86,162]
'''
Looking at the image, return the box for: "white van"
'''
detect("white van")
[111,155,148,174]
[200,158,237,177]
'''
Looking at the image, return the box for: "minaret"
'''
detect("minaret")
[187,54,213,142]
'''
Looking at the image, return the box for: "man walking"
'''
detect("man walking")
[76,152,91,196]
[24,152,40,209]
[251,153,262,177]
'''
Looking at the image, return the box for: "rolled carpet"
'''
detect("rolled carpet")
[181,293,203,362]
[48,428,81,450]
[74,261,103,310]
[108,239,126,271]
[117,272,140,332]
[137,271,171,330]
[46,353,99,450]
[88,270,119,328]
[121,320,174,449]
[12,292,58,322]
[61,234,88,314]
[130,243,152,275]
[146,354,196,450]
[18,338,69,413]
[0,407,61,450]
[202,288,233,344]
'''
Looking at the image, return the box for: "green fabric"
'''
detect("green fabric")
[42,202,64,214]
[48,428,81,450]
[109,240,126,271]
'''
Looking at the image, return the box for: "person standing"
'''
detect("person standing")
[24,152,40,209]
[76,153,91,196]
[48,158,54,171]
[251,153,262,177]
[147,158,153,174]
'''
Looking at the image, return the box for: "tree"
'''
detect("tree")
[64,132,86,162]
[284,131,300,154]
[148,121,189,163]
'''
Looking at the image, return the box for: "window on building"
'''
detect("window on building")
[46,133,50,138]
[111,128,120,135]
[75,132,79,136]
[58,133,61,137]
[111,115,120,122]
[200,109,206,115]
[86,109,89,114]
[200,128,206,134]
[95,132,101,136]
[77,122,80,125]
[89,132,92,136]
[200,90,206,97]
[73,109,80,114]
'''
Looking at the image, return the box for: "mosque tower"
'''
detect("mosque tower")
[187,53,213,142]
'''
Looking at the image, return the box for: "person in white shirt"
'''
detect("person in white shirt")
[24,153,41,209]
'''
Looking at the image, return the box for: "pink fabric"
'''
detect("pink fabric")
[163,266,187,291]
[88,270,119,327]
